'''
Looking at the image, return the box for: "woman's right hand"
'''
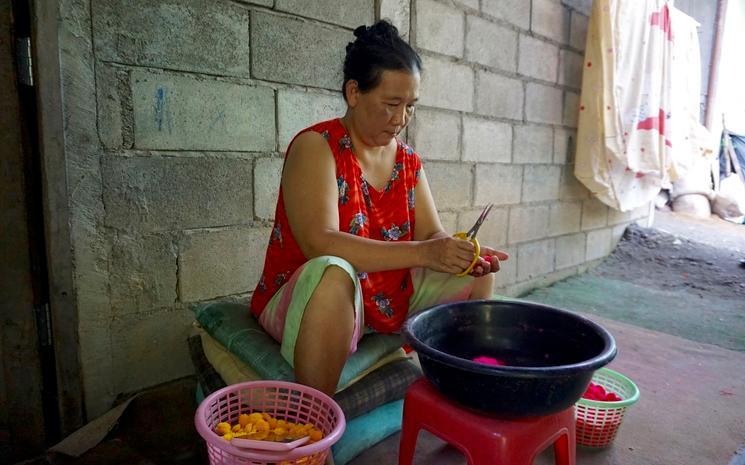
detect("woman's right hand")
[420,235,477,274]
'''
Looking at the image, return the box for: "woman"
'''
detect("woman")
[251,20,509,396]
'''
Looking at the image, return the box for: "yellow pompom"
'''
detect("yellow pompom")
[215,422,231,436]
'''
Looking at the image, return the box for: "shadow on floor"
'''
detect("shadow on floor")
[31,378,207,465]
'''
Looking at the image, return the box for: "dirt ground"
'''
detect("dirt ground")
[598,217,745,301]
[525,210,745,354]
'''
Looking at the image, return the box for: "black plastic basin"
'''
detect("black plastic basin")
[402,299,617,417]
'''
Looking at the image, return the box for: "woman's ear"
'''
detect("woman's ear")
[345,80,360,107]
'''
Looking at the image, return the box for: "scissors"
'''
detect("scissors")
[454,203,493,277]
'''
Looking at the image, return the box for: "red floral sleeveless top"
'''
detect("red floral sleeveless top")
[251,118,423,333]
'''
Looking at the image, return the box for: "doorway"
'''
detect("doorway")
[1,0,63,461]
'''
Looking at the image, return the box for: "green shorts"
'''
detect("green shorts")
[256,256,475,366]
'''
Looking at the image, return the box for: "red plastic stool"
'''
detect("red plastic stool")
[399,378,576,465]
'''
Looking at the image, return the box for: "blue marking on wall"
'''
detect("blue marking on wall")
[154,86,173,134]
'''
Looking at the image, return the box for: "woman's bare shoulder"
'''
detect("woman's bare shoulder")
[287,130,333,161]
[283,130,335,182]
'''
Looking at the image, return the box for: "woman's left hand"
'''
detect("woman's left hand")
[468,246,509,278]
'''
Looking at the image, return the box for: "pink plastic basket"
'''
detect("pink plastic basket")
[195,381,346,465]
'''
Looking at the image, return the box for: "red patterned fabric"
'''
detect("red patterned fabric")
[251,119,423,333]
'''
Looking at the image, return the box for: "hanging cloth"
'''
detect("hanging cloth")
[575,0,681,212]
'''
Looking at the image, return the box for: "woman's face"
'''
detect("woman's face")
[347,69,420,147]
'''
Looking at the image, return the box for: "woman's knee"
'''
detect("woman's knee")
[317,264,355,298]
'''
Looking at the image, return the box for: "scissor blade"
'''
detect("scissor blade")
[467,203,493,238]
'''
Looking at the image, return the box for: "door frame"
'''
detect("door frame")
[32,0,85,437]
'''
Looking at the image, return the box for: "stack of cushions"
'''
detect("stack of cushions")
[189,302,422,465]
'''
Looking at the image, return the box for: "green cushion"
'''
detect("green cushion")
[192,302,404,390]
[332,399,403,465]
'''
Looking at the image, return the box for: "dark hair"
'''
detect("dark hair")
[342,20,422,102]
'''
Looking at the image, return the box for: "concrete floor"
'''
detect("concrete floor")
[33,212,744,465]
[350,316,745,465]
[348,212,745,465]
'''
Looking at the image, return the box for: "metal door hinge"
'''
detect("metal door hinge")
[16,37,33,86]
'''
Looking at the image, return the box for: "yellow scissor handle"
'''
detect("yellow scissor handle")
[453,232,481,277]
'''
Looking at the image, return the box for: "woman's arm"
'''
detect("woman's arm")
[281,132,475,273]
[412,168,448,241]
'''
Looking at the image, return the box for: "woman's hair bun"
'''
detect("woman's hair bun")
[342,19,421,101]
[353,25,368,37]
[352,21,399,41]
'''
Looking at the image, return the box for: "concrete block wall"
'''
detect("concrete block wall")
[62,0,375,418]
[408,0,649,297]
[56,0,647,417]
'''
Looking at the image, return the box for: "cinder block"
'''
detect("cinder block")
[553,128,574,164]
[586,227,612,261]
[481,0,530,30]
[419,55,474,112]
[525,83,563,125]
[531,0,569,43]
[131,69,275,151]
[102,156,253,232]
[563,0,592,16]
[275,0,373,29]
[252,11,348,90]
[517,239,555,281]
[493,246,517,288]
[466,16,517,72]
[179,226,270,302]
[560,166,589,200]
[277,89,346,151]
[475,71,523,120]
[92,0,251,77]
[109,307,195,395]
[415,0,464,58]
[458,206,509,247]
[454,0,479,9]
[231,0,273,5]
[424,161,472,209]
[522,165,561,202]
[508,204,550,243]
[254,157,284,220]
[475,164,523,206]
[411,107,461,161]
[96,63,129,149]
[607,208,634,225]
[380,0,411,41]
[569,11,589,50]
[513,124,553,164]
[503,265,578,297]
[555,232,585,269]
[549,201,582,236]
[611,223,627,249]
[463,116,512,163]
[581,198,609,230]
[109,232,177,313]
[559,49,583,89]
[518,35,558,82]
[563,91,580,128]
